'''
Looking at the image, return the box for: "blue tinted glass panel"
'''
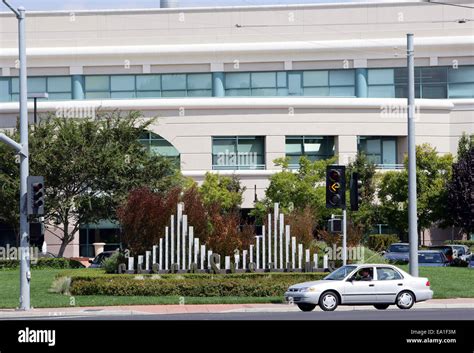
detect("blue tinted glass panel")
[329,86,355,96]
[304,87,329,96]
[449,83,474,98]
[111,91,136,99]
[251,72,276,88]
[187,73,212,90]
[252,88,277,96]
[448,66,474,83]
[161,74,186,91]
[111,75,135,92]
[288,72,302,95]
[47,76,71,93]
[47,92,71,100]
[368,69,394,85]
[187,89,212,97]
[330,70,355,86]
[85,91,110,99]
[277,72,287,88]
[137,91,161,98]
[161,90,186,97]
[28,77,47,93]
[0,78,10,102]
[226,89,250,96]
[303,71,328,87]
[85,76,109,91]
[226,73,250,89]
[11,78,19,93]
[136,75,161,91]
[368,85,395,98]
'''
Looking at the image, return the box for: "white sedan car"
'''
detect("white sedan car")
[284,264,433,312]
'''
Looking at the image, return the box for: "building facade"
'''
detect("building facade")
[0,0,473,256]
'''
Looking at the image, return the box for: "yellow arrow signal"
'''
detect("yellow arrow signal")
[330,182,340,192]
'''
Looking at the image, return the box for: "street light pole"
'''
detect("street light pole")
[407,33,419,277]
[1,0,30,310]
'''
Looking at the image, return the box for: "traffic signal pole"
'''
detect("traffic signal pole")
[0,1,30,310]
[342,208,347,266]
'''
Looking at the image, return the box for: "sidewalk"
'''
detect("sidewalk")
[0,298,473,319]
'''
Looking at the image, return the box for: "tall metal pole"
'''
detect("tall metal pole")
[342,209,347,266]
[407,34,418,277]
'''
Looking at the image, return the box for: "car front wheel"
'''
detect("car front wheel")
[396,291,415,310]
[374,304,390,310]
[319,291,339,311]
[297,303,316,312]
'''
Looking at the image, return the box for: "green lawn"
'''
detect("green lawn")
[0,266,472,309]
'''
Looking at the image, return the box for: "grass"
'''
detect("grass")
[0,266,472,309]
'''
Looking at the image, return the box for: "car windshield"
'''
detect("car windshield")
[389,244,409,253]
[419,253,444,263]
[324,265,358,280]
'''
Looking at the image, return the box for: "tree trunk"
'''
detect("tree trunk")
[57,224,70,258]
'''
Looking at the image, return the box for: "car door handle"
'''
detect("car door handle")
[369,284,375,287]
[397,283,403,286]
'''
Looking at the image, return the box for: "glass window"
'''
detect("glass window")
[0,78,10,102]
[187,73,212,90]
[47,76,71,93]
[376,267,402,280]
[225,73,250,89]
[368,69,394,85]
[358,136,398,167]
[251,72,276,88]
[449,83,474,98]
[137,75,161,91]
[329,86,354,97]
[288,72,302,95]
[28,77,47,93]
[212,136,265,170]
[285,136,335,168]
[111,75,135,92]
[111,91,136,99]
[448,66,474,84]
[277,72,287,88]
[421,67,447,84]
[162,74,186,91]
[139,132,180,166]
[303,71,328,87]
[368,85,395,98]
[330,70,355,86]
[85,76,109,91]
[85,91,111,99]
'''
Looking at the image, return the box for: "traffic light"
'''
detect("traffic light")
[27,176,45,216]
[326,165,346,209]
[350,172,363,211]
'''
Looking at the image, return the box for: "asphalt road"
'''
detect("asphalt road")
[15,308,474,321]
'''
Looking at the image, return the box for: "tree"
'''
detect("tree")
[378,144,453,240]
[446,133,474,237]
[198,173,245,213]
[0,111,182,256]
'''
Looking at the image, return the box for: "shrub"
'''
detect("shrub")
[49,276,72,295]
[102,251,126,274]
[0,257,84,270]
[69,273,327,297]
[367,234,400,252]
[444,240,474,248]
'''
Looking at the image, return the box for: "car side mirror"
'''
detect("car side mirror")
[347,276,355,282]
[381,251,386,255]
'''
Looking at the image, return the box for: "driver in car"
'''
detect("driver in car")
[359,269,372,281]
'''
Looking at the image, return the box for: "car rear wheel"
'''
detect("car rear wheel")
[319,291,339,311]
[374,304,390,310]
[297,303,316,312]
[396,291,415,310]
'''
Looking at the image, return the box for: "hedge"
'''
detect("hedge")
[69,273,327,297]
[0,258,85,270]
[444,240,474,248]
[367,234,400,252]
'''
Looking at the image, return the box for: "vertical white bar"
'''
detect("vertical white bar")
[256,236,260,270]
[165,227,169,270]
[200,245,206,269]
[138,255,144,269]
[207,250,212,268]
[128,257,134,271]
[188,225,193,268]
[292,236,296,270]
[279,213,284,269]
[285,225,290,267]
[152,246,157,265]
[177,204,181,269]
[323,254,329,269]
[250,245,254,264]
[305,249,310,263]
[170,215,174,265]
[262,225,266,270]
[267,214,272,264]
[243,250,247,270]
[159,238,163,270]
[298,244,303,269]
[182,214,187,270]
[313,253,318,269]
[194,238,199,264]
[225,256,230,270]
[145,251,151,271]
[234,254,240,270]
[274,203,278,268]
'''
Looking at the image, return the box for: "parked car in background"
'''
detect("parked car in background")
[284,264,433,312]
[418,250,450,267]
[89,251,115,268]
[383,243,410,263]
[429,245,455,262]
[469,257,474,269]
[449,245,472,262]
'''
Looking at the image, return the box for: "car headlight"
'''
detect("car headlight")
[300,287,318,292]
